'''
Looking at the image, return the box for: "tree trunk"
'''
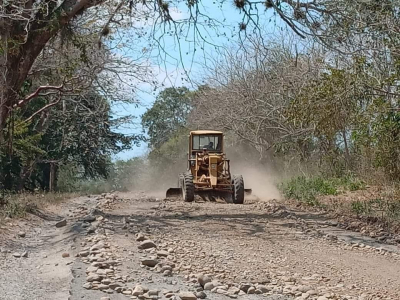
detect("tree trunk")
[49,163,56,192]
[1,31,58,125]
[17,158,37,191]
[342,128,351,168]
[0,0,95,137]
[0,20,9,144]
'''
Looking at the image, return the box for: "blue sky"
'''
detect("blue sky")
[112,1,287,161]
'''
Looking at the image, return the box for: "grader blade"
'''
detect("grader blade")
[195,189,232,201]
[245,189,252,195]
[166,188,182,198]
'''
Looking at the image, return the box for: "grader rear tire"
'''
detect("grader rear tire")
[232,175,245,204]
[183,173,195,202]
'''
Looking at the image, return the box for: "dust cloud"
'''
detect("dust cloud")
[127,144,282,201]
[230,161,282,201]
[129,158,187,198]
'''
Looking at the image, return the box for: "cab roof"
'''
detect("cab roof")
[190,130,223,135]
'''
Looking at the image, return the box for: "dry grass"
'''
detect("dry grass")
[281,176,400,234]
[320,185,400,233]
[0,192,79,220]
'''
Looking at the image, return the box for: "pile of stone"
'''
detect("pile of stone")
[76,214,356,300]
[136,235,352,300]
[98,193,119,210]
[79,234,137,296]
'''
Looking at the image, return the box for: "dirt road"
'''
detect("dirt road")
[1,193,399,300]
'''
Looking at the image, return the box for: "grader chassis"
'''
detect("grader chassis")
[166,130,251,203]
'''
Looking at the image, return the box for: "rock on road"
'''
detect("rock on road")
[0,192,399,300]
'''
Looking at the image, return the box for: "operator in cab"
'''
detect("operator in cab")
[204,141,214,150]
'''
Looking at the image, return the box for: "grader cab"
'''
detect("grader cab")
[166,130,252,204]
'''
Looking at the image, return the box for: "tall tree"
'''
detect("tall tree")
[141,87,193,149]
[192,35,324,159]
[0,0,350,142]
[0,89,139,191]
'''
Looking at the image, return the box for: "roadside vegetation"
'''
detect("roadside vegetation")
[280,175,366,206]
[0,192,78,219]
[1,1,400,227]
[280,175,400,233]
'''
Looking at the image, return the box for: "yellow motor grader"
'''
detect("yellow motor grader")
[166,130,251,204]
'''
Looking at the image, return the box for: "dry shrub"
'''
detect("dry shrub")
[0,192,78,220]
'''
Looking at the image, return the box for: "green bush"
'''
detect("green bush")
[334,173,366,191]
[280,174,367,207]
[311,177,338,195]
[351,200,372,216]
[2,199,26,218]
[280,176,337,206]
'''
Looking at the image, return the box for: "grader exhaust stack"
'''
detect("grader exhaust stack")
[166,130,252,204]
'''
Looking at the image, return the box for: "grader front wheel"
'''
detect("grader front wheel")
[232,175,245,204]
[183,173,195,202]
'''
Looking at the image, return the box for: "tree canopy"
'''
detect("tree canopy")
[2,0,400,192]
[0,89,139,191]
[141,87,193,149]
